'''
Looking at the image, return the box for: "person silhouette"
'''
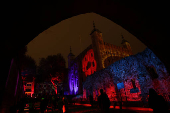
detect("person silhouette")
[98,89,110,113]
[148,88,168,113]
[58,96,64,113]
[62,96,68,113]
[40,93,47,113]
[89,94,93,107]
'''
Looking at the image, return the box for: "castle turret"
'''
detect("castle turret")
[121,35,133,55]
[67,46,75,68]
[90,21,105,71]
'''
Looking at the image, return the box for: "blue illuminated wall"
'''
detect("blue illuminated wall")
[68,62,79,95]
[83,48,170,102]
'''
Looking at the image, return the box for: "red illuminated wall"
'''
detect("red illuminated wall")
[152,79,170,101]
[91,79,142,102]
[122,79,141,101]
[82,49,97,77]
[105,84,117,101]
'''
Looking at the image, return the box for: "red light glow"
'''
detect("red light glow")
[50,73,62,94]
[63,105,66,113]
[31,77,35,97]
[51,78,58,94]
[123,79,142,101]
[82,49,97,76]
[74,103,153,111]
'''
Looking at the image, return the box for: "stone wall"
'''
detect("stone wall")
[101,42,132,68]
[83,48,170,103]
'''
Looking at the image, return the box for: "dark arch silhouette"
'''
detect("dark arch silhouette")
[1,0,169,110]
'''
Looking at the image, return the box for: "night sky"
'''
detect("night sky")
[26,13,146,68]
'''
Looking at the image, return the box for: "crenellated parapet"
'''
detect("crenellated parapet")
[99,41,132,68]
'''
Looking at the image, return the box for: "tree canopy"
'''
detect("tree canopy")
[18,46,37,80]
[37,53,66,83]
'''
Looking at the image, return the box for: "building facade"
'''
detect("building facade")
[68,22,132,95]
[83,48,170,103]
[23,79,35,97]
[21,69,36,97]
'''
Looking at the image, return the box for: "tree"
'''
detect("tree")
[36,53,66,83]
[18,46,37,80]
[20,55,37,78]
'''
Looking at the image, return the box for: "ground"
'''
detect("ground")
[22,103,154,113]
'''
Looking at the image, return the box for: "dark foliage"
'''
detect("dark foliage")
[36,53,66,83]
[18,46,37,79]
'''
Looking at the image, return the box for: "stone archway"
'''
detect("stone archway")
[3,1,169,70]
[1,0,169,111]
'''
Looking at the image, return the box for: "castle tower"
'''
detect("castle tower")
[67,46,75,69]
[121,35,133,55]
[90,21,105,71]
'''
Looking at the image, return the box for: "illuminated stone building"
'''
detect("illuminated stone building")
[83,48,170,103]
[68,22,133,95]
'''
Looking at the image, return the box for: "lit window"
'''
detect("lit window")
[27,84,31,86]
[26,89,31,92]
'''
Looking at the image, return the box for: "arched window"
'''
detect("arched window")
[145,66,158,79]
[26,89,31,92]
[92,61,95,67]
[86,62,91,70]
[77,78,78,87]
[27,84,31,86]
[131,79,136,89]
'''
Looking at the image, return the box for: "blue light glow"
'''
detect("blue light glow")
[117,82,124,89]
[68,63,79,95]
[83,48,170,102]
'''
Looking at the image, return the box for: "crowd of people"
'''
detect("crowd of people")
[39,92,68,113]
[94,88,169,113]
[148,88,169,113]
[10,92,68,113]
[9,88,169,113]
